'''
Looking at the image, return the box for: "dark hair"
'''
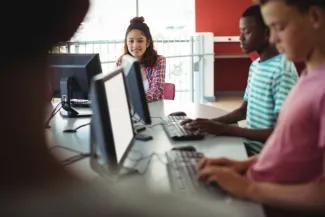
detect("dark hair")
[123,16,158,67]
[241,4,267,30]
[259,0,325,12]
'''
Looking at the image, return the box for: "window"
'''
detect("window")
[72,0,194,41]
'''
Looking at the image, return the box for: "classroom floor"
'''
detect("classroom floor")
[206,95,246,127]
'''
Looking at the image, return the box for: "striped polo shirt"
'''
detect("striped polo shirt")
[243,54,298,153]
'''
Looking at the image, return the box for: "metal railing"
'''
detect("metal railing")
[52,37,213,102]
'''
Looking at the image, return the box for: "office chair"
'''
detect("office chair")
[163,82,175,100]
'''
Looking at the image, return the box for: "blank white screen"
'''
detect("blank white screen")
[104,73,134,163]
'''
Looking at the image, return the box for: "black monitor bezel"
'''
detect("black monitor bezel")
[122,56,152,125]
[49,53,102,99]
[90,68,135,173]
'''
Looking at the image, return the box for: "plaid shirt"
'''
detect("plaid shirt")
[145,55,166,102]
[117,55,166,102]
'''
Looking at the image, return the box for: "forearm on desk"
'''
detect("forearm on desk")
[212,102,247,124]
[222,125,273,143]
[247,180,325,213]
[212,108,246,124]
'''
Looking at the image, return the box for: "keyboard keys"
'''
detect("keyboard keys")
[70,99,91,107]
[162,116,204,141]
[166,150,226,197]
[166,150,202,191]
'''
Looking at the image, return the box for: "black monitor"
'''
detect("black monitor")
[90,68,135,173]
[121,55,151,125]
[48,53,102,117]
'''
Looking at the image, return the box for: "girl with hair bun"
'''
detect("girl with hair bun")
[118,16,166,102]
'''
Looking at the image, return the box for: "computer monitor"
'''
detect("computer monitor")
[121,55,151,125]
[90,68,135,173]
[48,53,102,117]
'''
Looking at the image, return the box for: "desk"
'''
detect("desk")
[48,100,265,217]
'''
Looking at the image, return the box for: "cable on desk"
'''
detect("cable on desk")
[150,116,164,121]
[63,122,91,133]
[146,116,164,128]
[49,145,84,154]
[125,149,144,161]
[147,123,163,128]
[45,102,62,128]
[126,152,167,175]
[62,153,91,166]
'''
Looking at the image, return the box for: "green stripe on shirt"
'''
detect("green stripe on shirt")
[243,54,298,152]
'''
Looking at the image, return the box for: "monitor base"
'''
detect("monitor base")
[60,108,92,118]
[135,133,153,141]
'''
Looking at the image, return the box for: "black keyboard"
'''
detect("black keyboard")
[166,150,226,196]
[70,99,91,107]
[162,116,204,141]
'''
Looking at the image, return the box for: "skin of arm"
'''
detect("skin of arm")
[181,101,248,126]
[212,101,248,124]
[248,178,325,213]
[182,101,273,142]
[218,123,273,143]
[212,101,273,142]
[198,155,325,214]
[197,155,258,174]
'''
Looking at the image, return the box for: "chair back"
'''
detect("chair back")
[163,82,175,100]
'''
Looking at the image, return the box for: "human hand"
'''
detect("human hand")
[197,157,250,175]
[186,119,227,135]
[180,118,193,126]
[197,164,253,199]
[181,118,201,131]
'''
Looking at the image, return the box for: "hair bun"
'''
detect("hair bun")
[130,16,145,24]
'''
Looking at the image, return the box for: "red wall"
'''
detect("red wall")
[196,0,252,36]
[196,0,253,93]
[214,58,251,91]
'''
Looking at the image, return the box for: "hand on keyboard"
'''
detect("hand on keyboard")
[166,150,227,196]
[179,118,193,126]
[162,116,204,141]
[182,118,227,135]
[197,162,248,199]
[197,157,251,174]
[181,120,198,132]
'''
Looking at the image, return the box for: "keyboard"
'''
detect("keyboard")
[166,150,226,196]
[70,99,91,107]
[162,115,204,141]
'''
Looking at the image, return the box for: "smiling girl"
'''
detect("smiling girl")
[118,17,166,102]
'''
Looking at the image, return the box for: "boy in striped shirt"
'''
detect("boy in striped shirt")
[182,5,298,155]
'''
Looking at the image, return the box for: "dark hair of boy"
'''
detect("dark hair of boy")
[239,4,278,60]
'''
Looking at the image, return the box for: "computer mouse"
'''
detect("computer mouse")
[168,111,187,116]
[172,145,196,152]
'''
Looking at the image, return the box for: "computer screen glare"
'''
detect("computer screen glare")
[104,72,134,163]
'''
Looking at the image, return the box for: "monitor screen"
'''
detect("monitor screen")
[90,68,135,171]
[122,55,151,125]
[49,53,102,99]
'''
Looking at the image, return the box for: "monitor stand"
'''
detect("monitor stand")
[60,76,92,118]
[134,123,146,133]
[133,121,153,141]
[60,107,92,118]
